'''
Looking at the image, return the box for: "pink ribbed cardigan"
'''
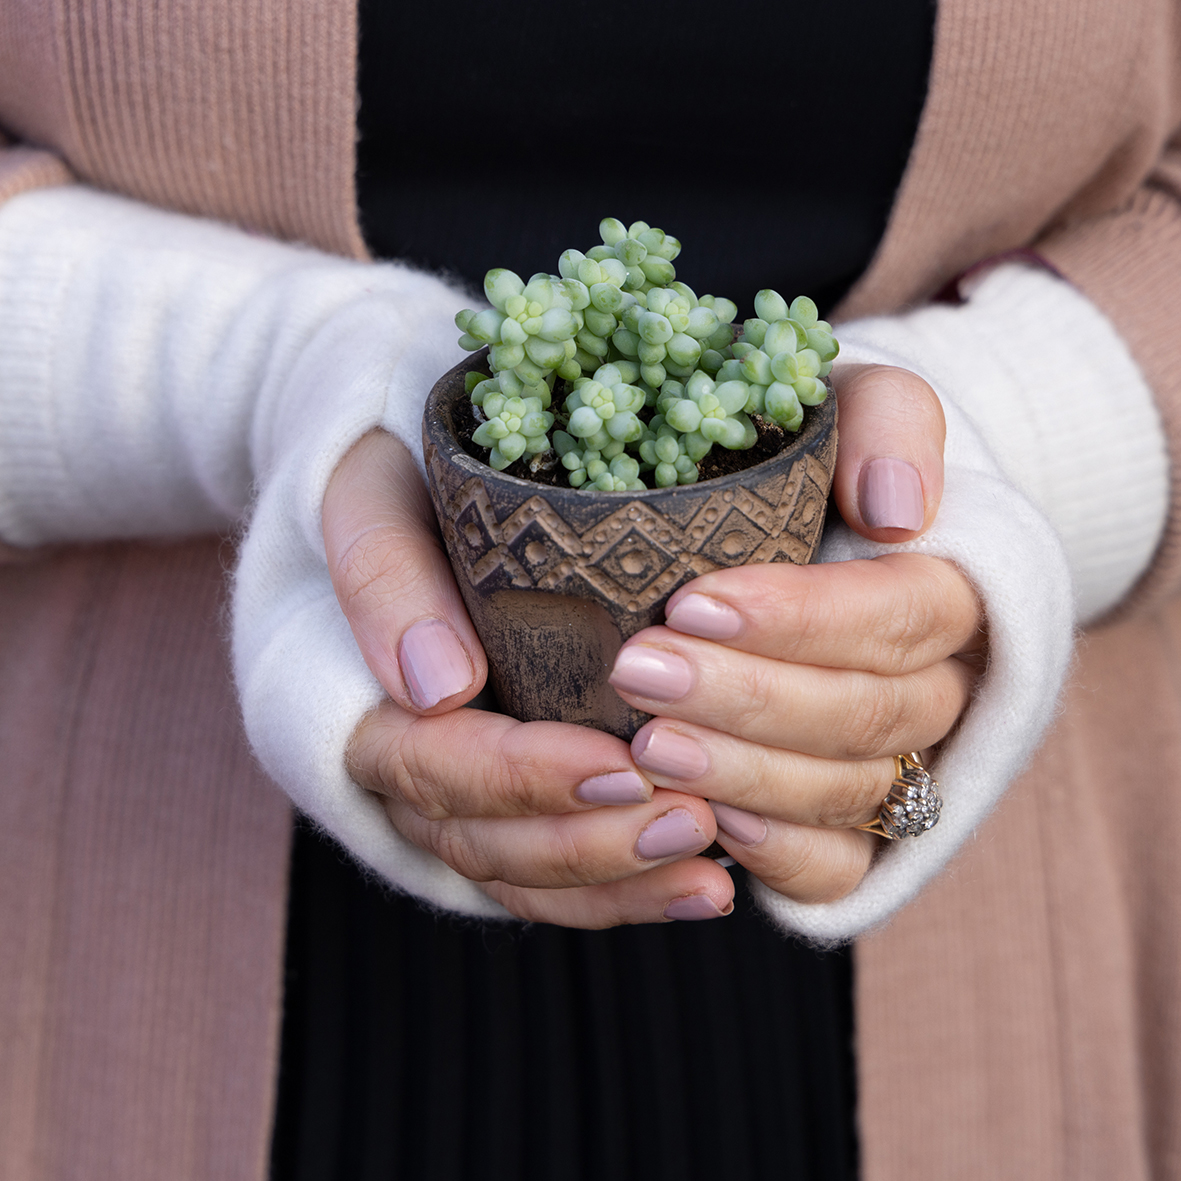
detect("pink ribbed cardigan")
[1,1,1180,1177]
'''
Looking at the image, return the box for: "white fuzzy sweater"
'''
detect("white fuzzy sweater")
[0,186,1167,938]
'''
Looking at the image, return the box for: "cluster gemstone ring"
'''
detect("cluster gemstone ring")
[856,751,942,840]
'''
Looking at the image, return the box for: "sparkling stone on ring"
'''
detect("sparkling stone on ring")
[857,752,943,840]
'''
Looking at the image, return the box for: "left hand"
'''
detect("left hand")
[609,364,985,903]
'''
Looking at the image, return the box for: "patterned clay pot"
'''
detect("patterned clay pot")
[423,352,838,740]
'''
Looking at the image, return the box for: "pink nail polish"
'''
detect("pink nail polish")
[609,646,693,702]
[666,593,742,640]
[859,457,924,531]
[664,894,728,921]
[398,619,473,709]
[709,801,768,847]
[632,727,710,781]
[575,771,649,805]
[635,808,708,860]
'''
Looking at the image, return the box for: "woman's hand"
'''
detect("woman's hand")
[324,364,977,925]
[324,429,732,928]
[613,552,982,901]
[611,364,982,901]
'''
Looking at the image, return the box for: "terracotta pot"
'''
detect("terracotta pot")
[423,352,838,740]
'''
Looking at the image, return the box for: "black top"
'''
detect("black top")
[271,3,934,1178]
[356,0,934,315]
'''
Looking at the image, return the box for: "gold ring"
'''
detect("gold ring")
[856,752,942,840]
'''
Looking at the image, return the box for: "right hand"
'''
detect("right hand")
[323,429,735,928]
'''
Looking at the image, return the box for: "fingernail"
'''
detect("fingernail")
[398,619,473,709]
[575,771,649,805]
[664,894,730,921]
[609,646,693,703]
[859,457,924,531]
[632,727,710,781]
[709,801,767,847]
[666,593,742,640]
[636,808,708,861]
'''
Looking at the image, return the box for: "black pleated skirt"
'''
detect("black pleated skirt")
[270,818,857,1181]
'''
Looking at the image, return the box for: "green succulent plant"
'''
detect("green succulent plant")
[455,219,838,491]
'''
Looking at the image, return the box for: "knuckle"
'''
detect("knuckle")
[594,893,638,930]
[599,892,637,930]
[729,660,779,731]
[489,732,546,814]
[385,717,551,825]
[547,819,606,887]
[817,850,873,902]
[387,721,451,820]
[335,528,410,620]
[783,580,837,658]
[923,663,972,739]
[431,820,497,883]
[865,589,938,673]
[816,758,892,828]
[808,839,874,903]
[345,708,388,794]
[773,831,871,904]
[840,679,910,761]
[496,889,548,924]
[870,558,980,672]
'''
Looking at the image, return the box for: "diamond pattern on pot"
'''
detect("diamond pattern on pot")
[433,426,835,617]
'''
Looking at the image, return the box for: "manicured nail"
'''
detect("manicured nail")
[575,771,649,805]
[859,457,924,531]
[632,727,710,781]
[635,808,708,861]
[666,593,742,640]
[709,801,767,847]
[398,619,473,709]
[609,646,693,703]
[664,894,730,921]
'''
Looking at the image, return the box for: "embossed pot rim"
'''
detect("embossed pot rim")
[424,349,837,501]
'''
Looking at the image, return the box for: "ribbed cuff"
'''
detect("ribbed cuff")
[1038,186,1181,618]
[834,262,1168,624]
[0,221,74,546]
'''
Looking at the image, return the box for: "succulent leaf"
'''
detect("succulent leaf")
[459,223,834,489]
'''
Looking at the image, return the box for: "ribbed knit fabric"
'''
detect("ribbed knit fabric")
[1038,179,1181,620]
[0,0,364,258]
[0,540,291,1181]
[837,263,1169,625]
[0,146,71,205]
[836,0,1181,617]
[0,0,68,151]
[2,0,1181,1177]
[838,0,1170,318]
[855,595,1181,1181]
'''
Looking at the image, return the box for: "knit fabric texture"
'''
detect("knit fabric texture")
[0,186,1149,937]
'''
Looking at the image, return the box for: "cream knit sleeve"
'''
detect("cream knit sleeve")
[0,183,509,918]
[0,187,1163,935]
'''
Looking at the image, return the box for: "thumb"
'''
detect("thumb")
[830,363,946,542]
[322,428,487,713]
